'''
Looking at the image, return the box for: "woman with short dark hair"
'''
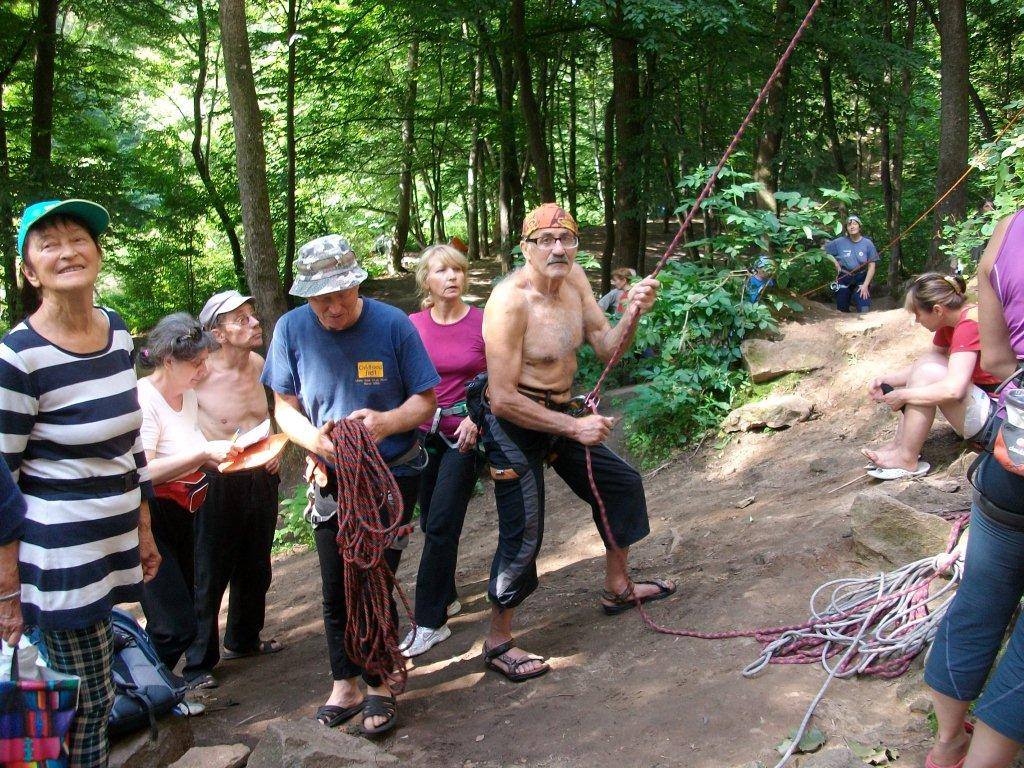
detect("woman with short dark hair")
[136,313,237,687]
[0,199,161,768]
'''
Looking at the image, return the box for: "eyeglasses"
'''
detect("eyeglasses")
[524,234,579,250]
[220,313,259,328]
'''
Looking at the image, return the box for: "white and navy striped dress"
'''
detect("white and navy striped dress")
[0,308,151,630]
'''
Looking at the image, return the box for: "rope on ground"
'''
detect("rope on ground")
[331,419,415,693]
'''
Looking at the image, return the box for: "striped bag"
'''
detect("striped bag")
[0,650,80,767]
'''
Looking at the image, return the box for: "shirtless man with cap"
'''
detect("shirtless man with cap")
[468,203,676,682]
[181,290,283,688]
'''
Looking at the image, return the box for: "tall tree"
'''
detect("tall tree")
[28,0,58,187]
[610,14,643,270]
[390,39,418,274]
[192,0,246,291]
[927,0,969,270]
[219,0,287,336]
[511,0,555,202]
[284,0,302,295]
[1,24,32,325]
[752,0,795,212]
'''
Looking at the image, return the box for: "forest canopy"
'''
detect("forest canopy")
[1,0,1022,333]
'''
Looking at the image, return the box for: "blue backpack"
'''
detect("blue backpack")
[108,609,186,738]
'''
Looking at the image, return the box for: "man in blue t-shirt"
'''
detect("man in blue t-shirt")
[824,215,879,312]
[262,235,439,737]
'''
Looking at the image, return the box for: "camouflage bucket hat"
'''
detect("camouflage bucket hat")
[290,235,368,298]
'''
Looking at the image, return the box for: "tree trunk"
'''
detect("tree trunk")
[752,0,795,211]
[601,97,615,294]
[611,28,643,270]
[1,29,32,325]
[465,28,482,260]
[920,0,994,141]
[820,58,847,178]
[29,0,59,188]
[928,0,969,270]
[888,0,917,296]
[284,0,299,297]
[391,40,418,275]
[567,53,578,219]
[219,0,287,338]
[510,0,554,202]
[193,0,246,292]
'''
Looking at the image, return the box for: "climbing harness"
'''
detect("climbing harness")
[329,419,416,693]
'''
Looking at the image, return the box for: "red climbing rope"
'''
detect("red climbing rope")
[331,419,415,693]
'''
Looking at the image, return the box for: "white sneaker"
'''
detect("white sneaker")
[446,599,462,617]
[400,624,452,658]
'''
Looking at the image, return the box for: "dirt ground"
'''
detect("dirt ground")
[185,248,956,767]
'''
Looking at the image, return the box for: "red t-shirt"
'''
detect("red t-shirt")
[931,305,1001,388]
[409,305,486,437]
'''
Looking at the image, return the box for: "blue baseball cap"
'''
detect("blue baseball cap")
[17,199,110,257]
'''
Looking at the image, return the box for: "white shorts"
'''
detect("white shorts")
[961,385,996,441]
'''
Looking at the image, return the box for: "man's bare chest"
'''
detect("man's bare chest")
[523,300,583,364]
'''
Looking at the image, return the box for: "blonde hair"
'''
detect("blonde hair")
[415,244,469,309]
[904,272,967,313]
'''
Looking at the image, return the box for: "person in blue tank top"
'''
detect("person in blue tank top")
[262,235,439,739]
[824,215,878,313]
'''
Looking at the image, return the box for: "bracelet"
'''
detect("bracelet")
[0,589,20,602]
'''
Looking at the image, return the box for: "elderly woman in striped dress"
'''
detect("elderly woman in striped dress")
[0,199,160,768]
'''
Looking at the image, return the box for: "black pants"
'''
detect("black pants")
[139,496,198,670]
[480,408,650,610]
[184,469,280,677]
[313,472,419,684]
[413,432,481,628]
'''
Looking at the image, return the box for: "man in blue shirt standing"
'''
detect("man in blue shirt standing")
[824,215,879,312]
[262,235,439,739]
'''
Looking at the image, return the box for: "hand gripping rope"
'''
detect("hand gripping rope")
[330,420,415,693]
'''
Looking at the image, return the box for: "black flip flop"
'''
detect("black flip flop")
[315,700,364,728]
[601,578,677,616]
[222,638,285,660]
[483,639,550,683]
[359,694,398,738]
[184,672,218,690]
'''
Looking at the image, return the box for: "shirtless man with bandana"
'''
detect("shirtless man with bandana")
[469,203,676,682]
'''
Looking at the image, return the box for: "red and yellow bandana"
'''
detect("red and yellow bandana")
[522,203,578,239]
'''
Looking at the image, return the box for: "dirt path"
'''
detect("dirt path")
[187,297,955,766]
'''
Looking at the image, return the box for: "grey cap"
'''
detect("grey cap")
[847,215,862,225]
[290,235,368,298]
[199,289,253,329]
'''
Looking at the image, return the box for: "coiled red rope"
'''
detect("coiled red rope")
[331,420,415,693]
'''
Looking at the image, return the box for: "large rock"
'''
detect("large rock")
[740,339,828,383]
[169,744,251,768]
[109,717,194,768]
[797,747,864,768]
[722,395,816,433]
[247,718,398,768]
[850,490,953,566]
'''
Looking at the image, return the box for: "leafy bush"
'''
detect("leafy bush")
[273,483,314,553]
[940,103,1024,273]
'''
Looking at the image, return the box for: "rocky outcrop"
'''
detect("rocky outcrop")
[722,395,816,432]
[850,490,953,566]
[740,339,828,383]
[169,744,251,768]
[109,718,193,768]
[247,718,397,768]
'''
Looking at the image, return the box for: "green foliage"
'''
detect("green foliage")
[621,260,772,464]
[941,104,1024,273]
[273,484,314,553]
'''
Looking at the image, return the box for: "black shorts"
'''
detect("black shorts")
[478,400,650,609]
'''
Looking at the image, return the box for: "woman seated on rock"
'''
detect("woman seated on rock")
[861,272,1000,479]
